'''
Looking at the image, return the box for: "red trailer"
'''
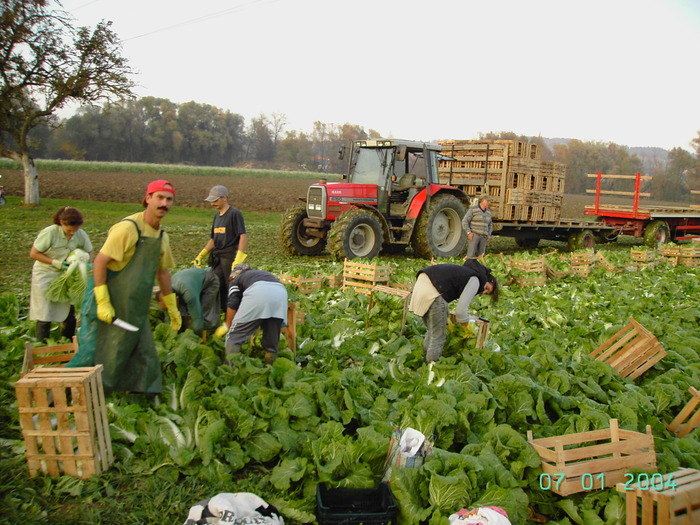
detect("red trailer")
[585,172,700,247]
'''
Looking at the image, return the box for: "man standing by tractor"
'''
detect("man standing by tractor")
[462,197,492,258]
[193,185,248,311]
[67,180,182,394]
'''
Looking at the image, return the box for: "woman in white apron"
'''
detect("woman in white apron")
[29,206,93,342]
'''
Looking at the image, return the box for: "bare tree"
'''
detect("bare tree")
[0,0,134,203]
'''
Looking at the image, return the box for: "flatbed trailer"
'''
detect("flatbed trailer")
[585,172,700,246]
[493,219,616,249]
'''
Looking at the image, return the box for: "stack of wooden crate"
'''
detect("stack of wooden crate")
[436,139,565,223]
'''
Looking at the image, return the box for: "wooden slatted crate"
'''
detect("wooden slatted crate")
[528,418,656,497]
[279,273,323,294]
[342,259,392,294]
[511,257,546,286]
[590,317,666,379]
[14,366,113,479]
[22,339,78,376]
[595,251,621,273]
[666,387,700,438]
[616,468,700,525]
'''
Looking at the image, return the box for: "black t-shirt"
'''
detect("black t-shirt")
[211,206,246,252]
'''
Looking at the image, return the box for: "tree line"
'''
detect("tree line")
[13,97,700,203]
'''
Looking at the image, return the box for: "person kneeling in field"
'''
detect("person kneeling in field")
[409,258,499,363]
[214,264,288,365]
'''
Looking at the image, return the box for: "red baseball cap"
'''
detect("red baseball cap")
[146,179,176,195]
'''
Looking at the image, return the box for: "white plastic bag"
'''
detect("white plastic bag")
[184,492,284,525]
[448,506,511,525]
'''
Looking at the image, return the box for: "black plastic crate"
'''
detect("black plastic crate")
[316,482,398,525]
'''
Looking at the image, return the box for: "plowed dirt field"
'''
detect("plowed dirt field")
[0,170,319,212]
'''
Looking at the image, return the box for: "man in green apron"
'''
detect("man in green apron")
[67,180,181,394]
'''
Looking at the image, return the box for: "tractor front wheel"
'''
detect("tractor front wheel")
[411,194,467,259]
[328,208,384,260]
[280,204,326,256]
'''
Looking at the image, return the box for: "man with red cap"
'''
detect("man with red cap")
[68,180,181,394]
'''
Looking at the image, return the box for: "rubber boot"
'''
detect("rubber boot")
[36,321,51,343]
[264,351,277,365]
[60,307,76,340]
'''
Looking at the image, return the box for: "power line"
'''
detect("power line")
[124,0,283,41]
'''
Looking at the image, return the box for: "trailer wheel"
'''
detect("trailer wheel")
[568,229,595,251]
[280,204,327,256]
[411,194,467,259]
[328,208,383,260]
[644,220,670,248]
[515,238,540,249]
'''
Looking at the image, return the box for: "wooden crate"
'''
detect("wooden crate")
[22,338,78,376]
[511,257,546,286]
[322,274,343,289]
[14,366,113,478]
[367,285,412,335]
[545,262,570,279]
[678,257,699,268]
[631,249,656,262]
[679,245,700,258]
[666,387,700,438]
[590,317,666,379]
[527,418,656,497]
[616,468,700,525]
[342,259,392,294]
[279,273,323,294]
[448,314,490,349]
[595,251,621,273]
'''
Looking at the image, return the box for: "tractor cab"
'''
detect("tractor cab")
[343,139,440,217]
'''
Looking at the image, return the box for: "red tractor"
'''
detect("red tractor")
[280,139,469,259]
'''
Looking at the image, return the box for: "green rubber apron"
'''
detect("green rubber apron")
[69,219,163,394]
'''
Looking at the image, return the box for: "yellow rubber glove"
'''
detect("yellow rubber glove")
[192,248,209,268]
[214,323,229,338]
[94,284,115,324]
[232,250,247,267]
[162,293,182,331]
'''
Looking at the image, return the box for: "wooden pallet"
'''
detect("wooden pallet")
[590,317,666,379]
[666,387,700,438]
[528,418,656,497]
[15,366,113,478]
[616,468,700,525]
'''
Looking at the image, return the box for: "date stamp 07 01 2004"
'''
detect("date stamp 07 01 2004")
[539,472,677,492]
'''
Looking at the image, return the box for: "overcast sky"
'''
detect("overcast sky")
[59,0,700,151]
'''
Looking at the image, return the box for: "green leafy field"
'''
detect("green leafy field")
[1,197,698,525]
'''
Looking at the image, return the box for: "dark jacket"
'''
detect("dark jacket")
[418,260,492,302]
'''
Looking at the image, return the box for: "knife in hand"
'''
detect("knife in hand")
[113,318,139,332]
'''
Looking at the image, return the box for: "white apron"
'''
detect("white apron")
[29,225,91,322]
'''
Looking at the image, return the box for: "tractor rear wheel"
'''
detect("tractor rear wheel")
[644,220,670,248]
[280,204,326,256]
[328,208,384,260]
[411,194,467,259]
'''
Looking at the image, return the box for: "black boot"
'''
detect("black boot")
[60,306,76,340]
[36,321,51,343]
